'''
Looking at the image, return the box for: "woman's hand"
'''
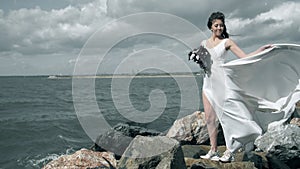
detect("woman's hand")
[244,44,274,57]
[258,44,274,52]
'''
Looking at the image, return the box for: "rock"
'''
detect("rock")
[290,117,300,127]
[94,123,161,158]
[185,158,257,169]
[111,123,162,137]
[255,124,300,168]
[190,162,217,169]
[118,135,186,169]
[166,111,224,145]
[243,152,269,169]
[265,154,290,169]
[42,148,117,169]
[181,145,207,159]
[295,101,300,117]
[296,101,300,108]
[166,111,208,144]
[183,145,269,169]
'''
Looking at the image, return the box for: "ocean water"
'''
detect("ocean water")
[0,75,203,168]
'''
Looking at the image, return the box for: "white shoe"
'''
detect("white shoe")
[219,150,235,163]
[200,150,220,161]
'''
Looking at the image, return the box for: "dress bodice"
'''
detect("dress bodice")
[202,39,228,63]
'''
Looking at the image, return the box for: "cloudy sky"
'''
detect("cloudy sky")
[0,0,299,75]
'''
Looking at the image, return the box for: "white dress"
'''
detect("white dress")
[202,39,300,152]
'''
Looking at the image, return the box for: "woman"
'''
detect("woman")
[199,12,273,162]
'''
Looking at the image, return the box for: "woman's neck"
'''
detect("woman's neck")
[209,35,223,42]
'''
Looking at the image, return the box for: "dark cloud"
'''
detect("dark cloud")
[0,3,108,56]
[0,0,71,12]
[0,0,299,75]
[227,2,300,47]
[106,0,287,29]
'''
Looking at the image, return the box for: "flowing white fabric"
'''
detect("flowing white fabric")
[202,40,300,153]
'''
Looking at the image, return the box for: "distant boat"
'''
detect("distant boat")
[47,75,57,79]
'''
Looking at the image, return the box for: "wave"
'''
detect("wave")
[57,134,86,143]
[18,147,76,169]
[0,114,77,123]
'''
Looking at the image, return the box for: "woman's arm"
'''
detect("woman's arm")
[225,39,273,59]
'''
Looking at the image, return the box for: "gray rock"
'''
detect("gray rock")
[94,123,161,157]
[255,124,300,167]
[294,108,300,118]
[166,111,209,144]
[295,101,300,117]
[118,136,186,169]
[95,128,132,157]
[265,154,291,169]
[290,117,300,127]
[112,123,162,137]
[181,145,206,159]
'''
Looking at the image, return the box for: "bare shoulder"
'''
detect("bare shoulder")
[225,38,237,50]
[201,39,207,46]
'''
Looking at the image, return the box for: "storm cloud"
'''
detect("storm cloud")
[0,0,299,75]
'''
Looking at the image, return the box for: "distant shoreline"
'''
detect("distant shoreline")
[48,73,201,79]
[0,72,203,78]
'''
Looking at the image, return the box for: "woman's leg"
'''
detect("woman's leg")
[202,92,218,151]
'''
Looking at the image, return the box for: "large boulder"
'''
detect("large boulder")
[118,135,186,169]
[290,117,300,127]
[94,123,161,158]
[42,148,117,169]
[166,111,208,144]
[255,124,300,168]
[166,111,224,145]
[295,101,300,117]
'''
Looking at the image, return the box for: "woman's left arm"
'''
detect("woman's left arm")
[226,39,273,58]
[247,44,274,56]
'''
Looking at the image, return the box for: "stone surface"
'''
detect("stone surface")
[265,154,290,169]
[296,101,300,108]
[118,135,186,169]
[185,158,257,169]
[111,123,162,137]
[255,124,300,168]
[183,145,269,169]
[46,107,300,169]
[181,145,207,159]
[42,148,117,169]
[295,101,300,117]
[243,152,269,169]
[290,117,300,127]
[167,111,220,145]
[94,123,161,157]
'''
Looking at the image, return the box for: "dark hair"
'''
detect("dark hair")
[207,12,229,38]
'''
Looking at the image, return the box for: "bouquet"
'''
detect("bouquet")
[188,45,210,73]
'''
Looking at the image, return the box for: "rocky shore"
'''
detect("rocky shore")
[43,105,300,169]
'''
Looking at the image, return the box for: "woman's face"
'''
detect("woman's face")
[211,19,224,37]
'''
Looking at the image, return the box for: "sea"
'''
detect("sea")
[0,75,204,169]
